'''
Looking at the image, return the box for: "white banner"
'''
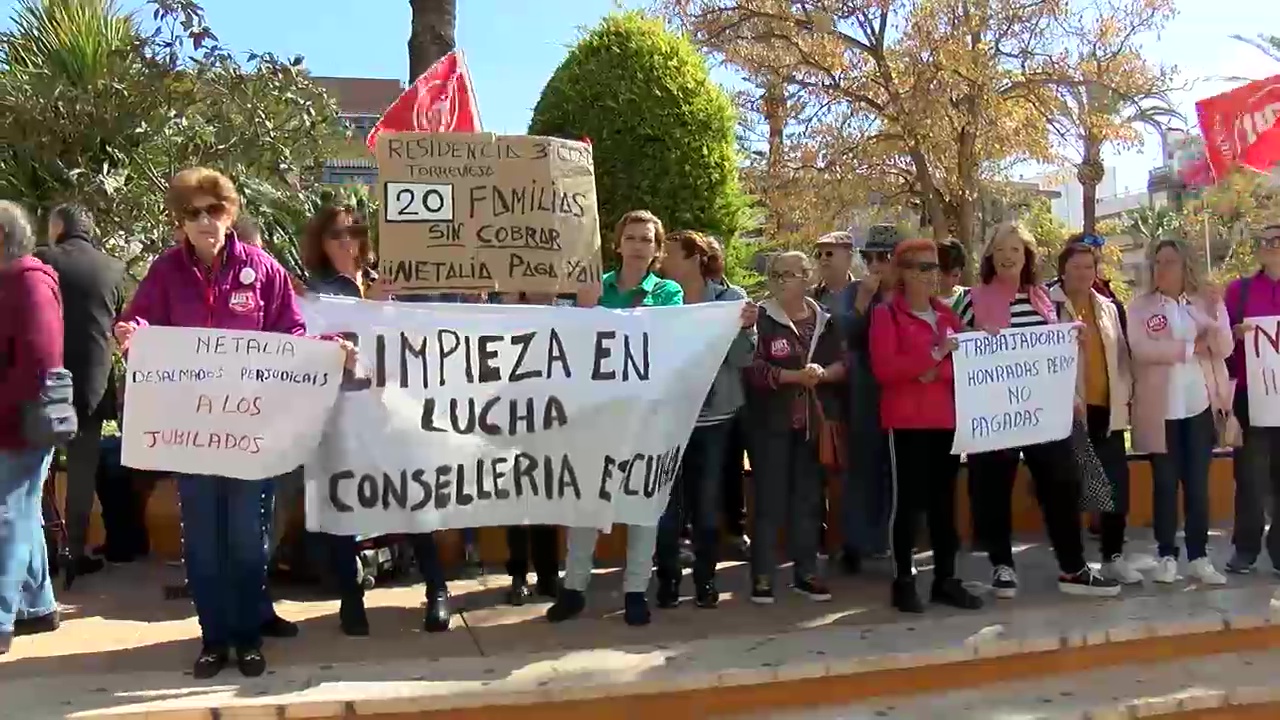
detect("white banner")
[121,326,345,479]
[300,296,742,535]
[1244,315,1280,426]
[951,324,1079,454]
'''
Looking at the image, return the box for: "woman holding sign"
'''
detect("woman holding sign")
[956,223,1120,599]
[113,169,354,679]
[869,238,983,614]
[1129,238,1231,586]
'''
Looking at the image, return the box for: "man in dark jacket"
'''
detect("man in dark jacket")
[36,204,125,582]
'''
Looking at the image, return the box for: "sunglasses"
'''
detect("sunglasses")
[769,271,805,283]
[1081,234,1106,248]
[325,225,369,242]
[860,250,890,263]
[901,261,940,273]
[181,202,227,222]
[814,248,849,258]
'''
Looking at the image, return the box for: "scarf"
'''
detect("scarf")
[970,276,1056,330]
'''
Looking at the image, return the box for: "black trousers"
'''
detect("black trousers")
[721,412,749,538]
[889,429,960,581]
[1085,404,1130,559]
[970,438,1086,574]
[505,525,559,584]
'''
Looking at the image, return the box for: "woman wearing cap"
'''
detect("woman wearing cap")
[1129,238,1230,586]
[113,169,355,678]
[1050,241,1140,584]
[869,238,983,613]
[955,222,1119,599]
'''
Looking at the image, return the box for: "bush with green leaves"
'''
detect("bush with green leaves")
[528,11,749,267]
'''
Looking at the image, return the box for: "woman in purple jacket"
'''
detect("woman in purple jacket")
[114,168,351,679]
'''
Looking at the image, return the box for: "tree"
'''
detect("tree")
[1123,204,1178,245]
[1232,33,1280,64]
[0,0,347,276]
[408,0,455,81]
[1038,0,1180,235]
[528,11,750,265]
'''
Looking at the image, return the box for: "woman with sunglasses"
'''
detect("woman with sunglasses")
[298,204,454,637]
[745,251,845,604]
[113,169,355,678]
[956,223,1119,599]
[1224,225,1280,574]
[869,239,982,613]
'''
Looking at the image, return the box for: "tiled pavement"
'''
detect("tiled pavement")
[5,527,1280,718]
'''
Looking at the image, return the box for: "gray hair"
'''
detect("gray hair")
[0,201,36,261]
[49,203,96,243]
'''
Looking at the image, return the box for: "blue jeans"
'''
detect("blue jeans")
[656,421,732,585]
[177,474,270,649]
[324,533,446,598]
[0,448,56,634]
[1151,409,1215,561]
[842,386,890,556]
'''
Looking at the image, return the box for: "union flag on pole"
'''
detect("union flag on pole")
[365,50,482,151]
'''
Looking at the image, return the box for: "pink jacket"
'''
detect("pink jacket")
[1128,292,1233,454]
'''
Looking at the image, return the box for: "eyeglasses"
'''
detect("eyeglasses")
[326,225,369,242]
[1256,235,1280,249]
[814,248,848,259]
[901,261,940,273]
[768,271,805,283]
[181,202,227,222]
[1081,234,1106,248]
[860,250,890,264]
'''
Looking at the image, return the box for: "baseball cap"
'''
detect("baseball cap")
[858,224,904,254]
[815,231,854,247]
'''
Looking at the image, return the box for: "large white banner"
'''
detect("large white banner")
[951,324,1079,454]
[300,296,743,535]
[122,326,345,479]
[1244,315,1280,426]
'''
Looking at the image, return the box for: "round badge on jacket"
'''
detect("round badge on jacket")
[1145,314,1167,333]
[239,267,256,285]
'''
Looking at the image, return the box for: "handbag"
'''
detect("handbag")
[23,367,78,448]
[813,392,846,471]
[1071,417,1116,513]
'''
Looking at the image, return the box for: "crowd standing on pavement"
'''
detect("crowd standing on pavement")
[2,167,1280,680]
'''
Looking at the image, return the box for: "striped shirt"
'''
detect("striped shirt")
[956,289,1047,329]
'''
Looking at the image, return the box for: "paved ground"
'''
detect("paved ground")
[3,523,1276,684]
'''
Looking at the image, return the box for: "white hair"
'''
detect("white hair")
[0,201,36,261]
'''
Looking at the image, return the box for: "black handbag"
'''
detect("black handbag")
[1071,417,1116,513]
[23,367,78,448]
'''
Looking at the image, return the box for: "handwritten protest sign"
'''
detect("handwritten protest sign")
[375,132,603,294]
[951,324,1079,454]
[1244,315,1280,426]
[299,296,743,535]
[121,327,344,479]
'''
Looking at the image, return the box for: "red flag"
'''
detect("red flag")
[1240,123,1280,173]
[366,50,482,151]
[1195,74,1280,179]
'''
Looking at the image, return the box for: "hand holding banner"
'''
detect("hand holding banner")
[121,326,345,479]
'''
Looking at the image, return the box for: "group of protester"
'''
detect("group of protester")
[2,165,1279,683]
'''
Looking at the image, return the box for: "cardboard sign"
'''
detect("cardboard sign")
[299,296,743,535]
[951,324,1079,454]
[375,132,603,294]
[121,327,345,479]
[1244,316,1280,426]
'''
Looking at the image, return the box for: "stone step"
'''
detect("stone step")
[22,585,1280,719]
[747,649,1280,719]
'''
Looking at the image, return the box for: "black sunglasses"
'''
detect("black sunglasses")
[901,261,940,273]
[181,202,227,222]
[860,250,890,263]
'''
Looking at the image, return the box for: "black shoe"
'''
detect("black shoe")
[891,577,924,613]
[534,576,558,599]
[423,590,452,632]
[13,610,59,636]
[73,555,105,577]
[96,544,137,564]
[1058,567,1121,597]
[235,646,266,677]
[992,565,1019,599]
[694,581,719,609]
[792,575,832,602]
[546,589,585,623]
[840,551,863,576]
[507,579,532,606]
[339,596,369,637]
[931,578,983,610]
[750,576,775,605]
[260,613,298,638]
[623,591,651,626]
[656,577,680,609]
[192,645,228,679]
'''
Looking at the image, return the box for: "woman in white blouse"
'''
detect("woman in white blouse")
[1128,238,1233,585]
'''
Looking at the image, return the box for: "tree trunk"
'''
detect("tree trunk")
[1077,143,1105,236]
[408,0,457,81]
[762,75,786,239]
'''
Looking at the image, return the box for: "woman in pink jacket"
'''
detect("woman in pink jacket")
[869,239,982,614]
[1128,238,1232,586]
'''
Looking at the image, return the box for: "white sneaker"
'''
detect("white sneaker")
[1188,557,1227,586]
[1101,555,1144,585]
[1152,556,1178,584]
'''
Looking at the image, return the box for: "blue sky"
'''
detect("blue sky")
[7,0,1280,199]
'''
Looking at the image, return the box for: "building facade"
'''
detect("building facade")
[313,76,404,186]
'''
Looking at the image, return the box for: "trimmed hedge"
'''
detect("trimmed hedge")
[528,11,749,266]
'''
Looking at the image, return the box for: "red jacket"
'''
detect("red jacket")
[869,295,960,430]
[0,256,65,449]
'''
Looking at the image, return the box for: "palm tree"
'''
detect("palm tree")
[1124,204,1178,245]
[408,0,456,81]
[0,0,138,84]
[1231,33,1280,63]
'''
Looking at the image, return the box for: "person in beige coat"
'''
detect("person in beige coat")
[1051,242,1139,584]
[1128,238,1233,587]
